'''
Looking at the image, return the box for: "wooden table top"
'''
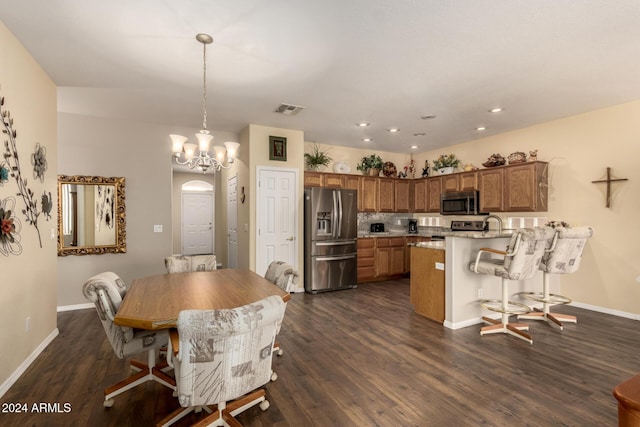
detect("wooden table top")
[114,269,291,330]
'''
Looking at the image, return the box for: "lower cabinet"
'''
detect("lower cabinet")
[410,246,445,322]
[357,236,432,283]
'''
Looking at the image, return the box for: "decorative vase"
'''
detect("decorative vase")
[368,168,381,177]
[439,167,454,175]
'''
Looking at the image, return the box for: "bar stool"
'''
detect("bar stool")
[469,227,553,344]
[518,226,593,329]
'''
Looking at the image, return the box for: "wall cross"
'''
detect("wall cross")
[591,167,628,208]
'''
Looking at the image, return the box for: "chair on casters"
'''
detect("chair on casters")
[82,272,175,407]
[164,254,217,273]
[518,226,594,329]
[469,227,553,344]
[264,261,298,358]
[157,295,287,427]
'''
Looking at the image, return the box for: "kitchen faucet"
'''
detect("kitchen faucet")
[483,214,503,235]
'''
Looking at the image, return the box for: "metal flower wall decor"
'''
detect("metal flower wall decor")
[31,142,47,182]
[0,196,22,256]
[1,84,48,248]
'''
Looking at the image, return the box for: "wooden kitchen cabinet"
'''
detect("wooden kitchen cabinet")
[323,174,344,188]
[304,172,324,187]
[459,171,478,191]
[378,178,395,212]
[504,162,548,211]
[410,246,445,322]
[394,179,411,212]
[405,236,432,273]
[426,177,442,212]
[413,178,427,213]
[478,168,504,212]
[343,174,360,210]
[441,174,460,193]
[360,176,378,212]
[357,238,376,283]
[375,237,405,277]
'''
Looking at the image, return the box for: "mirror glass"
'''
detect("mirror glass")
[57,175,126,256]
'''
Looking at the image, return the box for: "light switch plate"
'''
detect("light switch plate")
[435,262,445,271]
[154,225,163,233]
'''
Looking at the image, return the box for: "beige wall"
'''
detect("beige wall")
[57,114,190,306]
[0,22,58,392]
[247,125,305,285]
[415,101,640,316]
[303,142,412,177]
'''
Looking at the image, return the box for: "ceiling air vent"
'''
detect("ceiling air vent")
[274,103,305,115]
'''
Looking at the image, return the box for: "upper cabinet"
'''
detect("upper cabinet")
[303,162,547,214]
[504,162,547,211]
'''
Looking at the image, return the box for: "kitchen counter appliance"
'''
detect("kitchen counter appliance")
[408,219,418,234]
[440,190,485,215]
[370,223,385,232]
[304,188,357,293]
[450,220,488,232]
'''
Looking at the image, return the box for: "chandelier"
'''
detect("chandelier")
[170,33,239,173]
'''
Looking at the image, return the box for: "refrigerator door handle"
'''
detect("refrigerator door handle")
[331,190,338,238]
[315,240,356,246]
[337,190,343,238]
[314,254,357,262]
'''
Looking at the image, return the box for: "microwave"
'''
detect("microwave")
[440,190,485,215]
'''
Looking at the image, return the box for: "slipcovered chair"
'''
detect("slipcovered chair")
[518,226,594,329]
[164,254,217,273]
[469,227,553,344]
[82,272,175,407]
[264,260,298,357]
[157,295,287,427]
[264,260,299,293]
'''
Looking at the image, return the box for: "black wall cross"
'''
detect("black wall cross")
[591,167,628,208]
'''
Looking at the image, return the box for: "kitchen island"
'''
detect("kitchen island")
[442,231,555,330]
[410,231,556,330]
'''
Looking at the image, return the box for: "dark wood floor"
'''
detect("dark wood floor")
[2,279,637,426]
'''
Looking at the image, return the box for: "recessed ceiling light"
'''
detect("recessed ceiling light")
[421,115,436,120]
[387,128,400,133]
[362,138,372,142]
[489,107,503,113]
[410,145,418,149]
[476,126,487,131]
[358,122,370,127]
[413,132,426,137]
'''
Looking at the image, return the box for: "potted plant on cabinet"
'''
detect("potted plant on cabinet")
[433,153,460,175]
[304,144,332,171]
[356,154,383,176]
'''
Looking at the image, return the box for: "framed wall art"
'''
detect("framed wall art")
[269,136,287,161]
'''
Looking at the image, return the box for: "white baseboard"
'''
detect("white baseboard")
[571,301,640,321]
[0,328,59,399]
[57,302,93,312]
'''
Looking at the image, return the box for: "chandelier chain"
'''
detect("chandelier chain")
[202,41,208,131]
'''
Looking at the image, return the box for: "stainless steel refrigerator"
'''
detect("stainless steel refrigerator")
[304,187,358,293]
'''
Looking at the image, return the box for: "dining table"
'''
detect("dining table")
[114,268,291,330]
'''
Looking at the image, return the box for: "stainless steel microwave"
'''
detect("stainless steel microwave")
[440,190,484,215]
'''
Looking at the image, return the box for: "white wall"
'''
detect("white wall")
[0,21,58,393]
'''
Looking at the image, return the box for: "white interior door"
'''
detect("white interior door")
[182,192,214,255]
[256,167,298,277]
[227,175,238,269]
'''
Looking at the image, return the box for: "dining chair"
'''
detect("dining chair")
[164,254,217,273]
[82,272,175,407]
[469,227,553,344]
[518,226,594,329]
[264,260,298,358]
[157,295,287,427]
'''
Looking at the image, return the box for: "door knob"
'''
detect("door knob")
[286,236,294,241]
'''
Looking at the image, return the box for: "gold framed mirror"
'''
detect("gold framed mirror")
[57,175,126,256]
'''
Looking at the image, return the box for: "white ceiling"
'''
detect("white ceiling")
[2,0,640,154]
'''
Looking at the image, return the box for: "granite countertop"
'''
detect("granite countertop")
[411,241,445,250]
[357,232,432,238]
[439,230,515,239]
